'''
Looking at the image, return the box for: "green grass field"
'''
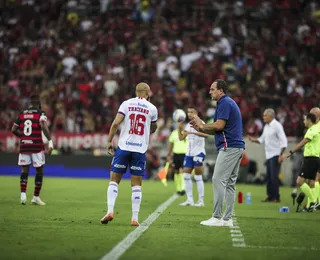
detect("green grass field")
[0,176,319,260]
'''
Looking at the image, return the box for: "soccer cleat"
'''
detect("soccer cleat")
[100,213,114,224]
[31,197,45,206]
[223,219,233,227]
[200,217,224,226]
[312,201,319,210]
[297,206,312,213]
[308,202,315,212]
[193,201,205,207]
[131,220,140,227]
[179,200,194,206]
[21,193,27,205]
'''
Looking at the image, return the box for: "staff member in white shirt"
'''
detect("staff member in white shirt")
[249,108,288,202]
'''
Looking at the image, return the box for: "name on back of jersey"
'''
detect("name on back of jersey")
[23,114,35,119]
[128,106,149,114]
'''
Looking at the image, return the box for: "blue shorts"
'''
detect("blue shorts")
[183,153,205,169]
[111,147,146,176]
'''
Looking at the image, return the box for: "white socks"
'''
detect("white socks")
[184,173,193,202]
[21,192,26,200]
[184,173,204,203]
[194,175,204,202]
[106,182,142,222]
[107,181,118,214]
[132,186,142,222]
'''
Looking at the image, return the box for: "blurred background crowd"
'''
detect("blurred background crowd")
[0,0,319,140]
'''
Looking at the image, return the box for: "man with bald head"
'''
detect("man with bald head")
[310,107,320,207]
[249,108,288,202]
[100,82,158,226]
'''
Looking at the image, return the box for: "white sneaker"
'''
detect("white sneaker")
[223,219,233,227]
[31,197,46,206]
[193,201,205,207]
[200,217,224,226]
[21,193,27,205]
[179,200,194,206]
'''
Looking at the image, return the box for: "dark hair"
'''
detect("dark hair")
[29,93,40,106]
[187,106,197,111]
[306,113,317,124]
[214,79,227,93]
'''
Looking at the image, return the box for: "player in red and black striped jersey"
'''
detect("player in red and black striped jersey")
[11,94,54,205]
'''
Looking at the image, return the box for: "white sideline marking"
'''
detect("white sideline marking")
[231,234,243,237]
[247,245,320,251]
[229,217,320,251]
[100,194,179,260]
[229,214,246,248]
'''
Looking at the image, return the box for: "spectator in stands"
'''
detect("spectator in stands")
[0,0,318,145]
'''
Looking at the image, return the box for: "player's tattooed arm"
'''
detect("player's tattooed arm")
[40,121,52,141]
[11,124,21,138]
[151,122,157,133]
[40,120,54,154]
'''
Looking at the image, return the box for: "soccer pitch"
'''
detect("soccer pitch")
[0,176,319,260]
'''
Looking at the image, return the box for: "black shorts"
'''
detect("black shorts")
[172,153,185,170]
[299,157,319,180]
[318,158,320,173]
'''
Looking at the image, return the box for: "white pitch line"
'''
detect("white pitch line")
[229,214,246,248]
[100,193,179,260]
[247,245,320,251]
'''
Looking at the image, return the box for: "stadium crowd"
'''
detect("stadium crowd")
[0,0,319,140]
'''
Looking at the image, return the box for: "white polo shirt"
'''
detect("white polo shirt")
[258,119,288,160]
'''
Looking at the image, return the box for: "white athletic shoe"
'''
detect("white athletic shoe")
[200,217,224,226]
[179,200,194,206]
[31,197,46,206]
[223,219,233,227]
[21,193,27,205]
[193,201,205,207]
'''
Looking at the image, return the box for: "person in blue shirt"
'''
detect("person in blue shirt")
[191,79,245,227]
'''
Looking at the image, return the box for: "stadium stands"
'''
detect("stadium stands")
[0,0,319,141]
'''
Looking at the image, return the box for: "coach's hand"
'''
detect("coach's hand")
[282,153,290,160]
[278,155,284,163]
[107,142,114,155]
[190,115,203,132]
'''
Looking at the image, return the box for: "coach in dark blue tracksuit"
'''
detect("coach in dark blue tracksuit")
[191,79,245,227]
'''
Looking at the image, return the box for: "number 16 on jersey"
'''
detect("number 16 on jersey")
[129,114,146,136]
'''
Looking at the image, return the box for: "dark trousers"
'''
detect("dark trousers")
[266,156,281,200]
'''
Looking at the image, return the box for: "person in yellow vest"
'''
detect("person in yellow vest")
[283,113,320,212]
[167,128,188,195]
[310,107,320,208]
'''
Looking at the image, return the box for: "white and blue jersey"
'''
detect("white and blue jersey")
[183,122,206,169]
[111,97,158,176]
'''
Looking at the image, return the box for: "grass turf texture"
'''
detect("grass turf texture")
[0,176,319,260]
